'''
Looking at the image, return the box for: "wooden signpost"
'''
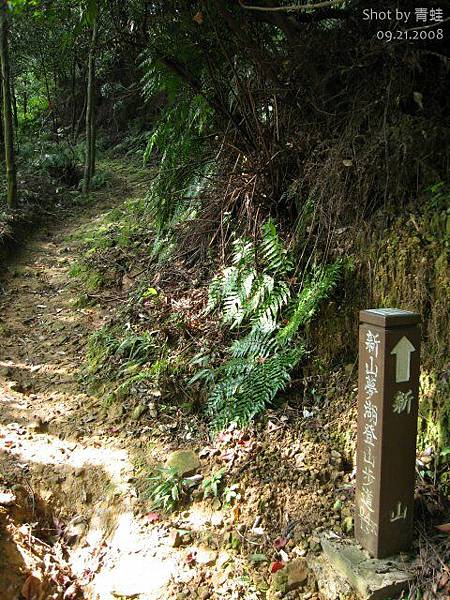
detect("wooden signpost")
[355,308,421,558]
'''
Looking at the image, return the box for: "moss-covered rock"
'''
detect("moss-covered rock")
[165,449,200,476]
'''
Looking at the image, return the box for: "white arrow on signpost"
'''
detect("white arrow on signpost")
[391,336,416,383]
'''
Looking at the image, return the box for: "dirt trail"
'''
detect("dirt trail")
[0,163,193,599]
[0,161,346,600]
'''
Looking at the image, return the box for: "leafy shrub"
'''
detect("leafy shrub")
[146,467,191,512]
[86,327,160,382]
[33,143,81,186]
[202,468,227,499]
[80,171,111,191]
[192,219,341,430]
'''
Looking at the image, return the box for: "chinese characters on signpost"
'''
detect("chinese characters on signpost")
[358,328,380,538]
[356,309,420,558]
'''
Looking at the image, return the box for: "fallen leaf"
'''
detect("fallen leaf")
[273,536,288,550]
[413,91,423,110]
[438,570,449,589]
[436,523,450,533]
[193,11,203,24]
[250,553,268,563]
[146,512,161,523]
[270,561,284,574]
[216,431,231,444]
[64,582,79,599]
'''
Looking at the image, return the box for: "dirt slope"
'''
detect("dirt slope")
[2,160,446,600]
[0,160,332,600]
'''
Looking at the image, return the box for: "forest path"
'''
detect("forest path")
[0,161,188,599]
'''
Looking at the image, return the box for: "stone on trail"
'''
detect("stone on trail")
[165,449,200,476]
[132,403,147,420]
[285,558,309,590]
[310,554,353,599]
[27,417,48,433]
[107,402,124,422]
[169,529,183,548]
[0,491,16,506]
[195,546,218,566]
[270,558,309,594]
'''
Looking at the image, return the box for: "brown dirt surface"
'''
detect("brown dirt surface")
[1,159,448,600]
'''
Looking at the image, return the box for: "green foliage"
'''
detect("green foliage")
[223,483,240,507]
[69,262,103,290]
[202,468,227,499]
[86,171,110,190]
[68,194,153,295]
[194,219,341,431]
[146,467,191,513]
[20,139,81,186]
[141,58,213,232]
[207,219,293,330]
[427,181,450,212]
[86,325,161,385]
[143,95,213,230]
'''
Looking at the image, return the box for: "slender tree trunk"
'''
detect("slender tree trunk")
[0,84,4,158]
[11,77,17,130]
[0,0,17,208]
[73,93,86,142]
[90,119,96,176]
[39,49,56,135]
[82,16,98,194]
[70,52,77,138]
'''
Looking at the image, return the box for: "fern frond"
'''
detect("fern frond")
[230,327,278,359]
[195,218,341,432]
[252,280,291,327]
[208,348,304,430]
[260,218,293,275]
[277,262,341,346]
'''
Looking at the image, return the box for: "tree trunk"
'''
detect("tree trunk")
[82,16,98,194]
[70,52,77,138]
[0,0,17,208]
[90,119,96,177]
[40,49,56,135]
[12,77,18,130]
[0,84,4,158]
[73,93,86,143]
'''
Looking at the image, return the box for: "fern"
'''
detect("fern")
[277,262,341,346]
[141,57,214,232]
[260,218,293,275]
[195,219,341,431]
[206,349,303,431]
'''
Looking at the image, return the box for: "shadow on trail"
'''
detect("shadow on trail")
[0,445,89,599]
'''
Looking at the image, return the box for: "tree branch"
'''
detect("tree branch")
[238,0,345,11]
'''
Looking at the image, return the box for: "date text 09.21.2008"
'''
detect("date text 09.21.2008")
[375,29,444,41]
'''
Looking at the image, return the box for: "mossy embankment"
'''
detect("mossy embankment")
[310,183,450,458]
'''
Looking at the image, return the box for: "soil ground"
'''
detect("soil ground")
[0,160,447,600]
